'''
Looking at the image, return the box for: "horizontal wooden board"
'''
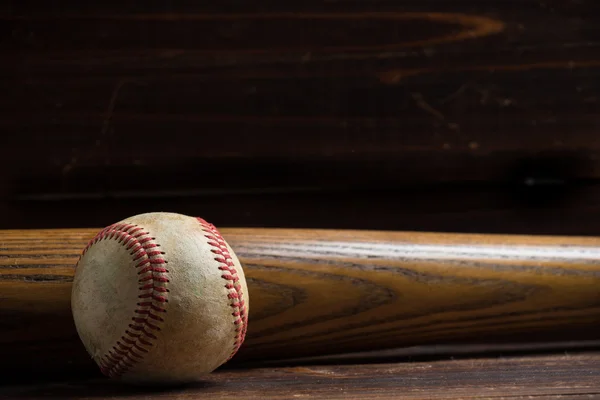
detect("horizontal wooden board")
[2,352,599,399]
[1,0,600,194]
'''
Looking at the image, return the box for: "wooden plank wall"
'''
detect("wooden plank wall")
[2,1,600,234]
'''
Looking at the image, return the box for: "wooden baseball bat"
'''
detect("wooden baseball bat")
[1,226,599,379]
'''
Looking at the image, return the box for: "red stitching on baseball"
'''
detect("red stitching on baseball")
[104,354,118,364]
[121,337,136,345]
[129,349,144,359]
[139,283,154,290]
[78,223,168,379]
[196,218,248,361]
[127,326,158,340]
[114,347,128,356]
[137,264,153,273]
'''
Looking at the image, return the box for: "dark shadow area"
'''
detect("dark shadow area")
[229,341,600,369]
[1,379,219,399]
[503,152,594,209]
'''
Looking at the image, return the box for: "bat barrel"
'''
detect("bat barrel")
[1,227,599,379]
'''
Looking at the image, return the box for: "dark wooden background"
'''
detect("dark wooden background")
[2,0,600,234]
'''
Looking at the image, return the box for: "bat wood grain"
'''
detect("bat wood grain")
[1,227,599,378]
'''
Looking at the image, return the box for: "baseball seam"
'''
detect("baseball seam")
[78,223,169,378]
[197,218,248,360]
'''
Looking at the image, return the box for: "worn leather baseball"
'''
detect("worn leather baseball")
[71,212,249,384]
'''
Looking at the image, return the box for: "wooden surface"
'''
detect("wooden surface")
[1,226,599,378]
[2,1,600,235]
[3,2,599,397]
[2,351,599,399]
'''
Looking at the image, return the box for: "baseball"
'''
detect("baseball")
[71,212,249,384]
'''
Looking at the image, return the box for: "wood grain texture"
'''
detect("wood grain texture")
[1,0,600,215]
[1,226,599,378]
[2,353,600,399]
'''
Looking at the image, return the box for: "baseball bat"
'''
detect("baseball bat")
[1,226,599,378]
